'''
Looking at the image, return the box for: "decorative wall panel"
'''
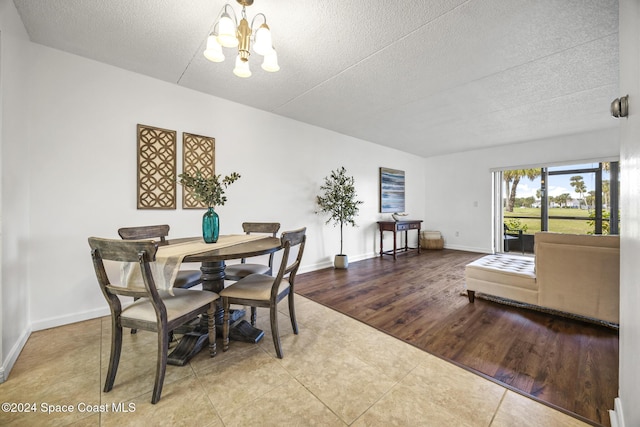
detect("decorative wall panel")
[182,132,215,209]
[137,124,177,209]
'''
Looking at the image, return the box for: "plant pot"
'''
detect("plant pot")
[334,254,348,269]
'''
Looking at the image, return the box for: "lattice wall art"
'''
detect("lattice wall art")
[137,124,177,209]
[182,132,215,209]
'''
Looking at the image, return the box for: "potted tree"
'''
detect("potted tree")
[316,166,363,268]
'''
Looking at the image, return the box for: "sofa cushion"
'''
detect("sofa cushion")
[465,254,537,290]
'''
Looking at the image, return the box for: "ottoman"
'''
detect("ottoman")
[464,254,537,305]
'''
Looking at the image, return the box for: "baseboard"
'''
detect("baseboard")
[609,397,626,427]
[1,324,32,383]
[298,251,378,273]
[30,306,111,331]
[444,244,492,254]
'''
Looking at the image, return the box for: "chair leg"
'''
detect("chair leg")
[131,297,139,334]
[270,305,283,359]
[288,292,298,334]
[250,306,257,326]
[104,323,123,393]
[222,298,230,352]
[207,303,217,357]
[151,329,169,404]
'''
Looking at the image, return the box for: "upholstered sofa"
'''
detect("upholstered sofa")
[465,232,620,324]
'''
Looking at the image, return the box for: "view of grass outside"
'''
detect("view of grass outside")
[504,208,599,234]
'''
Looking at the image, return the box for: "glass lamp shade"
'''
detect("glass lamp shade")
[253,24,273,56]
[233,55,252,78]
[204,35,225,62]
[217,13,238,48]
[261,49,280,72]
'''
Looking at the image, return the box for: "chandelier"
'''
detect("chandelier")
[203,0,279,78]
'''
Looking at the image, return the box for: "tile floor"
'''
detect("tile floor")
[0,296,591,426]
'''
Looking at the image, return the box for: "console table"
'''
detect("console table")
[377,220,423,259]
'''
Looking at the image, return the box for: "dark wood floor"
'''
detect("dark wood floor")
[295,249,618,427]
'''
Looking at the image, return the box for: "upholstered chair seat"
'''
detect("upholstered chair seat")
[220,274,291,302]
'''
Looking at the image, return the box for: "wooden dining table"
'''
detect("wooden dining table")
[163,235,282,365]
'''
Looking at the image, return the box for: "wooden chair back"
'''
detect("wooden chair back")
[118,225,171,245]
[242,222,281,235]
[270,227,306,300]
[239,222,280,265]
[117,224,201,289]
[89,237,162,304]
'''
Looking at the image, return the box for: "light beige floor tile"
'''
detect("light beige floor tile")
[67,413,101,426]
[219,303,307,359]
[0,320,101,426]
[188,334,254,374]
[197,346,293,418]
[101,375,222,427]
[99,319,196,403]
[339,320,433,382]
[220,377,346,427]
[353,357,506,427]
[277,295,431,380]
[491,391,591,427]
[262,323,329,364]
[0,372,101,426]
[297,303,375,346]
[288,346,398,424]
[5,319,102,392]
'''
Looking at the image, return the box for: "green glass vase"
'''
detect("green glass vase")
[202,207,219,243]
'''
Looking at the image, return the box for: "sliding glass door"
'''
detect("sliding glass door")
[494,161,619,254]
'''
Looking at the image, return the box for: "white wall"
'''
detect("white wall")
[21,42,425,331]
[423,128,619,253]
[0,0,32,382]
[616,1,640,426]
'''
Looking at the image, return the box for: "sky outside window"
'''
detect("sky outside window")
[509,163,609,201]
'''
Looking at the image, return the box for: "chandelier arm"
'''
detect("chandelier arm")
[222,3,238,26]
[250,13,267,32]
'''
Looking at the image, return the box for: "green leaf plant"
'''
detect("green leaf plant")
[178,170,241,209]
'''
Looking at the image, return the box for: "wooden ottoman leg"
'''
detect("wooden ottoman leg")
[468,290,475,303]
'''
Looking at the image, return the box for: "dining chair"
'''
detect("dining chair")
[88,237,218,404]
[224,222,281,280]
[221,227,306,359]
[118,224,202,289]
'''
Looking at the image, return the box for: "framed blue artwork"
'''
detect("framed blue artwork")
[380,167,405,213]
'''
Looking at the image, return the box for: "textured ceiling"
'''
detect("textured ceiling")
[13,0,619,158]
